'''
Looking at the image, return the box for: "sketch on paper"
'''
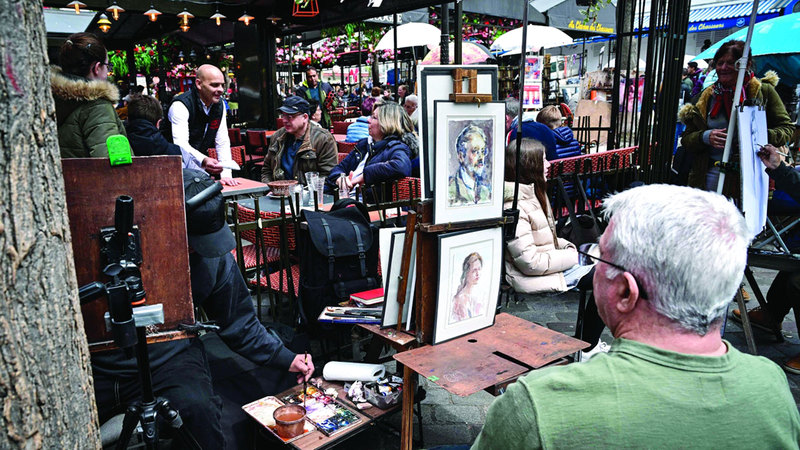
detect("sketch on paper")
[447,120,494,207]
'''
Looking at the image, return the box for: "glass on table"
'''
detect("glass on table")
[304,171,319,186]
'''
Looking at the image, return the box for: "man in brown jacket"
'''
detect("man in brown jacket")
[262,96,337,186]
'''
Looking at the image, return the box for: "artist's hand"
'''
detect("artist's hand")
[221,177,240,186]
[757,144,784,170]
[289,354,315,383]
[202,157,223,175]
[709,128,728,150]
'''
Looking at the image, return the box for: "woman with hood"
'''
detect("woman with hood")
[679,40,793,194]
[536,105,581,159]
[51,33,127,158]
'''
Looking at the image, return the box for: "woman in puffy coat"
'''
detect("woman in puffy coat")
[503,138,577,294]
[51,33,127,158]
[327,102,412,200]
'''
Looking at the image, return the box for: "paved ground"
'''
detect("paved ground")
[240,265,800,449]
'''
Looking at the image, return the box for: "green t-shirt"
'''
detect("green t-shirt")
[472,338,800,449]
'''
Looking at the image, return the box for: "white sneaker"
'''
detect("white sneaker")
[579,341,610,362]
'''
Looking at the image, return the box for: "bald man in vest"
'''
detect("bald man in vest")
[169,64,239,186]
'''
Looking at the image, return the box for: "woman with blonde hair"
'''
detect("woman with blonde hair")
[450,252,484,323]
[327,102,412,198]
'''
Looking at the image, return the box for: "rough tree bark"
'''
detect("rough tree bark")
[0,1,101,448]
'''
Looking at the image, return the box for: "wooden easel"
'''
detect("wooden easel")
[449,68,493,104]
[62,156,194,350]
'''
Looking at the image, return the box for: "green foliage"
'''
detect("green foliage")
[581,0,613,24]
[108,50,128,78]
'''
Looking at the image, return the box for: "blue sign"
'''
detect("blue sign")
[686,13,778,33]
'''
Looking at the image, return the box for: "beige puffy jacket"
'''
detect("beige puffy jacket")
[503,182,578,294]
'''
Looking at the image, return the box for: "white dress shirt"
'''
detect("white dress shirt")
[168,100,232,179]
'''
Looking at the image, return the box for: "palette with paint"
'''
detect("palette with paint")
[281,386,361,436]
[242,396,315,443]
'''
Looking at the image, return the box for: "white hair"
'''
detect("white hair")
[602,184,750,335]
[405,94,418,106]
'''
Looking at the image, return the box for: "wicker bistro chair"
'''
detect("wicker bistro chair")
[332,121,351,135]
[233,197,299,320]
[228,127,242,146]
[337,141,357,154]
[207,146,248,173]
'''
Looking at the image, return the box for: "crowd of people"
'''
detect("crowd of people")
[50,28,800,448]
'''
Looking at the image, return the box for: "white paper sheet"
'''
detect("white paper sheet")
[737,106,769,239]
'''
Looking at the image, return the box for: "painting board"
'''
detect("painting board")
[433,228,502,344]
[418,65,498,198]
[380,231,417,328]
[433,101,506,224]
[737,105,769,239]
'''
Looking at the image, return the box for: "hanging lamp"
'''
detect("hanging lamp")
[238,11,254,26]
[97,13,112,32]
[67,0,86,14]
[292,0,319,17]
[180,23,190,32]
[106,2,124,20]
[177,9,194,26]
[210,10,226,26]
[144,5,162,22]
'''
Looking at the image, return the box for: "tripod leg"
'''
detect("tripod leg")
[115,405,142,450]
[157,399,202,450]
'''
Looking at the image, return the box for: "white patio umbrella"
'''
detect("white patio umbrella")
[375,22,441,50]
[490,25,573,56]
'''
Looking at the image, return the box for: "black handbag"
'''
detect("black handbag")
[555,175,603,247]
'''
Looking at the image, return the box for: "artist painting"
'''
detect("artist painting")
[448,120,494,207]
[449,252,486,324]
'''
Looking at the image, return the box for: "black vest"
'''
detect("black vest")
[171,87,223,155]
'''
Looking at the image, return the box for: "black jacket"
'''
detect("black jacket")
[126,119,183,157]
[171,87,223,155]
[768,163,800,204]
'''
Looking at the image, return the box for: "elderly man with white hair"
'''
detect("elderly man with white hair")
[403,94,419,130]
[473,185,800,449]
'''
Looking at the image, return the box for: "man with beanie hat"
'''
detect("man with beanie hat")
[92,169,314,449]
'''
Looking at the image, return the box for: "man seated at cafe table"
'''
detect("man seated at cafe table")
[261,96,337,186]
[472,185,800,449]
[168,64,239,186]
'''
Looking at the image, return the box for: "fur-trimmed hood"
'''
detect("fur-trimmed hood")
[50,66,119,103]
[678,70,779,123]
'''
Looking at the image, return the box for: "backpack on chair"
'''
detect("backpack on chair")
[297,198,381,325]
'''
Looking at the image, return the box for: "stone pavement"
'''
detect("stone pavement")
[318,265,800,449]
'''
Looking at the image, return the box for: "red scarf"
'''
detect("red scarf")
[710,72,753,120]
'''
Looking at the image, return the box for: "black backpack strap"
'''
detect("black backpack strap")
[350,220,366,277]
[321,217,335,279]
[331,197,370,221]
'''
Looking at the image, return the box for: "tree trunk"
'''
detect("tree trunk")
[0,0,101,448]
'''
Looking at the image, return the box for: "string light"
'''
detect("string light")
[97,13,112,32]
[177,9,194,26]
[106,2,124,20]
[144,5,162,22]
[67,0,86,14]
[238,11,254,26]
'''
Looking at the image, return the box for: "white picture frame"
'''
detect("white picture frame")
[417,65,498,198]
[432,101,506,224]
[380,230,417,329]
[433,227,502,344]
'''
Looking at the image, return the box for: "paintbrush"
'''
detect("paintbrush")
[757,144,790,158]
[303,351,308,410]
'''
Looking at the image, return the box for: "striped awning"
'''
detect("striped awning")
[642,0,794,25]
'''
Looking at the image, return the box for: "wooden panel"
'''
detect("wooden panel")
[62,156,194,348]
[394,314,589,397]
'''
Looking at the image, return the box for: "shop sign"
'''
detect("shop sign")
[566,20,614,34]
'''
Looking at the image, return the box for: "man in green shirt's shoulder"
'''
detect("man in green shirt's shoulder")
[473,185,800,449]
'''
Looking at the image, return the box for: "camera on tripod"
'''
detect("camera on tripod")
[79,195,162,352]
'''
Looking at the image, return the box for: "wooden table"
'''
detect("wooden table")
[220,178,270,198]
[391,313,588,449]
[257,380,400,449]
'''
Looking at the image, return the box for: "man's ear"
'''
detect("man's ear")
[615,272,643,313]
[156,118,163,129]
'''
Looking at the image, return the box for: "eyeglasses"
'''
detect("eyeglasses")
[280,112,302,120]
[577,243,649,300]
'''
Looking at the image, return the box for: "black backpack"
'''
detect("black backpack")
[298,199,381,324]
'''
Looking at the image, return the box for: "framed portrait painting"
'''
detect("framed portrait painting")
[417,65,498,198]
[433,101,505,224]
[433,227,502,344]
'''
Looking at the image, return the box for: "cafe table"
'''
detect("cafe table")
[220,178,270,199]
